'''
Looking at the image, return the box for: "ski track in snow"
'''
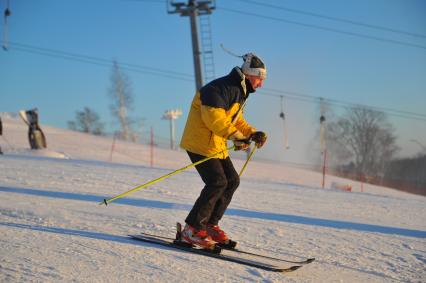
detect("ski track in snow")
[1,117,425,283]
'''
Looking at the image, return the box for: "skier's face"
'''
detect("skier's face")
[247,75,264,90]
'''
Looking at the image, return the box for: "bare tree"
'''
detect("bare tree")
[109,61,134,141]
[68,107,105,135]
[327,106,399,178]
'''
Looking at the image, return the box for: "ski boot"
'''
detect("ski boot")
[177,223,220,253]
[206,224,237,249]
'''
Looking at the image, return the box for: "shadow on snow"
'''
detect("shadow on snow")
[0,221,134,245]
[1,186,425,239]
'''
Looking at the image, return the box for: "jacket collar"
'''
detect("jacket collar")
[229,67,248,97]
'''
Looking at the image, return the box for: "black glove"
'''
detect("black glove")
[229,131,251,151]
[250,131,267,148]
[233,138,251,151]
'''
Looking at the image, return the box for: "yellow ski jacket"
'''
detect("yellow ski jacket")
[180,67,256,159]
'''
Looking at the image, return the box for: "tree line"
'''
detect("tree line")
[68,61,143,141]
[325,106,425,196]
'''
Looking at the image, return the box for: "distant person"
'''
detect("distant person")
[179,53,268,249]
[19,108,47,149]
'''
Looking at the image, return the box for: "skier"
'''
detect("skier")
[180,53,268,249]
[19,109,47,149]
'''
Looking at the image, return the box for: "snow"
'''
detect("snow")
[1,115,425,283]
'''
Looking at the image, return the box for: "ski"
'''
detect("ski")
[138,231,315,265]
[219,245,315,265]
[129,234,302,273]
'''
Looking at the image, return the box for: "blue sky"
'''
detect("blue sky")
[1,0,426,165]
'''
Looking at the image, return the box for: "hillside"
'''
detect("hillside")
[0,116,425,282]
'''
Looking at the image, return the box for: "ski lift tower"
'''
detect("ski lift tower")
[167,0,216,91]
[162,109,182,150]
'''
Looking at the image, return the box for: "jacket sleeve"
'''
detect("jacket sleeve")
[234,112,256,137]
[200,105,239,138]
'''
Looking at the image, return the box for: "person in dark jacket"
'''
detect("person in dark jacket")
[179,53,268,249]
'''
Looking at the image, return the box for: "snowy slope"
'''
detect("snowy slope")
[1,116,425,283]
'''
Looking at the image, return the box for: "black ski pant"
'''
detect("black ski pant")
[185,151,240,231]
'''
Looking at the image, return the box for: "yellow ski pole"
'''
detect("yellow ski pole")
[239,145,257,176]
[100,145,235,206]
